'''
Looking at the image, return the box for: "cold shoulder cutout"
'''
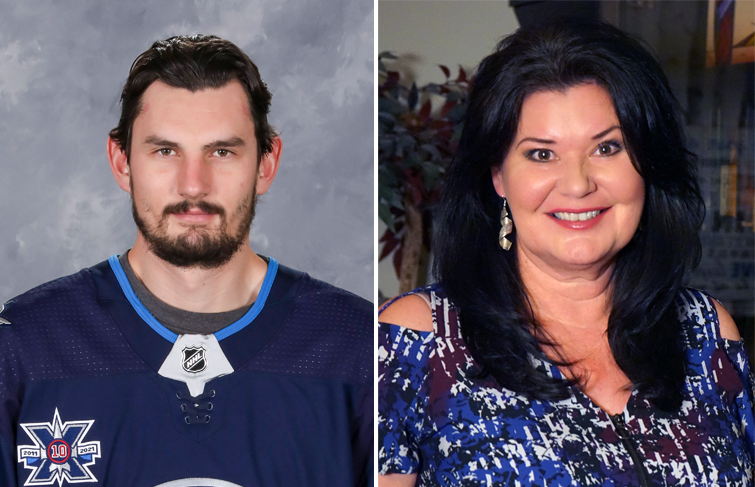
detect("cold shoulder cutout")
[379,293,433,333]
[713,298,742,341]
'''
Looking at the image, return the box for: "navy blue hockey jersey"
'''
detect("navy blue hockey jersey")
[0,257,373,486]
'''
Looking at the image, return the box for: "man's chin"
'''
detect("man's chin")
[149,243,245,269]
[143,230,246,269]
[172,227,221,242]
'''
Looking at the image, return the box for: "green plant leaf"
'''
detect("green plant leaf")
[422,160,442,191]
[446,103,466,123]
[397,134,416,154]
[421,143,442,162]
[451,124,464,142]
[379,203,395,231]
[378,183,403,209]
[378,97,405,116]
[378,137,395,155]
[405,151,423,169]
[445,91,463,102]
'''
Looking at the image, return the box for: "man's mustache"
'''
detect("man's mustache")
[162,200,226,217]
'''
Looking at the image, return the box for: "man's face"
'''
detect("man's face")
[123,80,270,269]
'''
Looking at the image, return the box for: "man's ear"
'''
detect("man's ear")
[255,136,282,196]
[108,137,131,193]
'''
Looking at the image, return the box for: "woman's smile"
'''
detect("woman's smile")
[549,207,610,230]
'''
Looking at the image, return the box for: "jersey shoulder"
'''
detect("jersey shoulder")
[0,267,97,336]
[0,261,146,380]
[295,271,372,317]
[247,264,373,387]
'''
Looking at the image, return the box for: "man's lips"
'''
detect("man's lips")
[171,212,217,223]
[163,201,225,223]
[177,208,216,215]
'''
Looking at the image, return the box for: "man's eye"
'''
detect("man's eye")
[158,148,175,156]
[526,149,554,162]
[594,141,623,156]
[214,149,231,157]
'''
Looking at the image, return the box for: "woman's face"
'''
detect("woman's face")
[492,83,644,274]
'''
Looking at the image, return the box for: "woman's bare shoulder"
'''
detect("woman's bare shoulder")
[713,299,741,341]
[378,473,418,487]
[379,293,434,332]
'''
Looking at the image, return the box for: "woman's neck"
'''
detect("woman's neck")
[517,247,613,334]
[517,247,633,414]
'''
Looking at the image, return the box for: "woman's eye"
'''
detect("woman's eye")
[594,141,623,156]
[526,149,554,162]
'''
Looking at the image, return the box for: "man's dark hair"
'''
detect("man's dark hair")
[433,21,704,412]
[109,34,276,161]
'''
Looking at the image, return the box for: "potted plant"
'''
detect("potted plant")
[378,52,470,294]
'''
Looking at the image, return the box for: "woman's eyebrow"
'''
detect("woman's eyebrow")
[592,125,621,140]
[515,137,555,148]
[515,125,621,148]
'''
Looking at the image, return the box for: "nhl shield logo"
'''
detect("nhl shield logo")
[181,346,207,374]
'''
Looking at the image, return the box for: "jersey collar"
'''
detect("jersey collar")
[107,254,278,343]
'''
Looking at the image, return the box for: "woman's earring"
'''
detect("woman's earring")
[499,198,513,251]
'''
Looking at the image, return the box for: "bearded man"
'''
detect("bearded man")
[0,35,372,487]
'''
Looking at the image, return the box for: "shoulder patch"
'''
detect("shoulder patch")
[17,408,101,485]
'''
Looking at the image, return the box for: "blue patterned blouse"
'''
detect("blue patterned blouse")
[378,287,755,486]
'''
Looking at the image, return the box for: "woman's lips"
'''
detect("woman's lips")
[547,207,610,230]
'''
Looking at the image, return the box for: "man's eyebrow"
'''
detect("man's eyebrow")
[144,135,180,148]
[203,137,246,152]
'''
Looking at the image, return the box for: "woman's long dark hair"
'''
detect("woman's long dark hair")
[433,22,704,411]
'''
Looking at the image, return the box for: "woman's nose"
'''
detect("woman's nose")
[556,156,597,198]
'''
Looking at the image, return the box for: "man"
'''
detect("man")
[0,35,372,486]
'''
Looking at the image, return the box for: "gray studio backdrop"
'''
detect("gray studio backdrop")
[0,0,374,302]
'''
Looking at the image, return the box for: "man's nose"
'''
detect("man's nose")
[177,155,212,200]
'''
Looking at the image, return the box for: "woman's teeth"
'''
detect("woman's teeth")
[553,210,601,221]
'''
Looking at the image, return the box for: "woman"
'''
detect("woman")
[378,22,754,486]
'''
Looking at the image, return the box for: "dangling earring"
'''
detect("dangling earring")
[499,198,513,251]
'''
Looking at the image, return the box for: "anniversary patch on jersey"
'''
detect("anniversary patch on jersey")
[17,409,101,485]
[182,346,207,374]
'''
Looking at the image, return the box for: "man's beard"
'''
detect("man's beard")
[131,187,257,270]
